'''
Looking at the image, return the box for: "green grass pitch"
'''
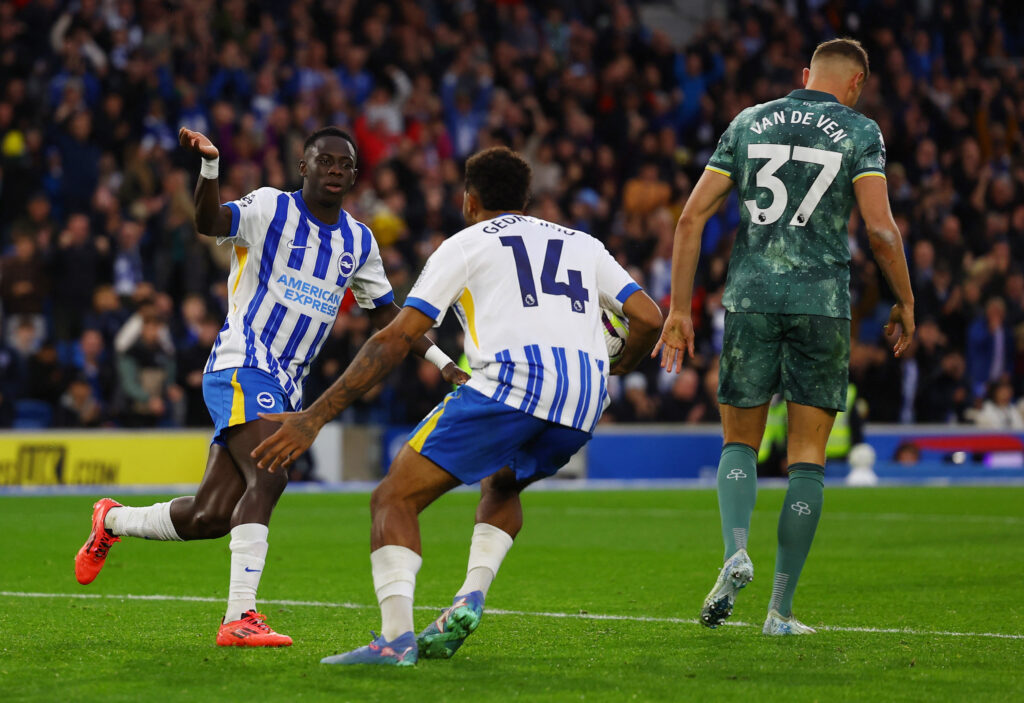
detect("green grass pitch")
[1,486,1022,702]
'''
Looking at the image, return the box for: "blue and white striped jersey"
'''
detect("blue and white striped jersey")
[205,187,394,410]
[405,214,642,432]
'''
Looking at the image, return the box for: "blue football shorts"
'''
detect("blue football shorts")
[203,367,290,446]
[406,385,592,485]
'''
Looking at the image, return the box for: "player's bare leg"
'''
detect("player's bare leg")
[210,419,292,646]
[222,420,290,526]
[763,402,835,635]
[168,444,246,539]
[476,467,541,538]
[418,467,530,659]
[369,445,461,553]
[701,403,767,627]
[369,446,459,638]
[74,444,242,585]
[463,467,544,597]
[721,403,770,449]
[322,446,458,666]
[784,402,834,467]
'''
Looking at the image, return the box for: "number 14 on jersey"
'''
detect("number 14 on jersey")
[500,236,590,313]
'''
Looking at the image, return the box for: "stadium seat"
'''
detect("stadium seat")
[13,400,54,429]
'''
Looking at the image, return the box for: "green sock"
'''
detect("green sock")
[770,463,825,617]
[716,443,758,561]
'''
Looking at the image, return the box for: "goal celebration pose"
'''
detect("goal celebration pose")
[74,125,466,646]
[654,38,914,634]
[252,147,663,665]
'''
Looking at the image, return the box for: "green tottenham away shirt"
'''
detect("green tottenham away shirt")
[707,88,886,319]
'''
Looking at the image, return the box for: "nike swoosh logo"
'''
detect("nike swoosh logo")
[285,240,310,249]
[244,567,262,573]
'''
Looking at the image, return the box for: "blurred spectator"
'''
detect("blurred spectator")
[702,360,721,423]
[397,359,452,424]
[116,312,182,427]
[9,316,42,366]
[441,51,493,159]
[84,285,130,347]
[622,162,671,216]
[115,289,175,356]
[56,111,101,214]
[175,294,209,348]
[975,379,1024,429]
[13,193,58,245]
[967,298,1013,398]
[70,328,117,408]
[0,325,18,427]
[660,367,711,423]
[50,212,111,340]
[922,350,973,424]
[611,372,659,423]
[24,340,69,406]
[112,219,145,299]
[54,376,104,428]
[177,314,220,427]
[1,231,49,343]
[894,442,921,466]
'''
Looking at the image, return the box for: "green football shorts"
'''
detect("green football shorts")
[718,312,850,412]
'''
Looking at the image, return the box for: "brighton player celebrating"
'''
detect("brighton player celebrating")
[251,147,663,665]
[74,125,467,647]
[655,39,914,634]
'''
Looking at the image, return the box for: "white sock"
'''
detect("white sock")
[225,523,269,622]
[371,545,422,641]
[457,523,514,598]
[104,502,183,541]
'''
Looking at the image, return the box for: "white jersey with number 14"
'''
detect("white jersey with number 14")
[405,214,641,432]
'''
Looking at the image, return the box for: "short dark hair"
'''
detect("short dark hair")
[464,147,531,212]
[303,126,358,161]
[811,38,870,78]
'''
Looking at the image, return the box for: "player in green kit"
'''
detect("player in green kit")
[654,38,915,634]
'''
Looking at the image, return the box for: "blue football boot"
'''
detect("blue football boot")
[320,631,418,666]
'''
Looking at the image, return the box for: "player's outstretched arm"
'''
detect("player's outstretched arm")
[251,307,436,472]
[654,169,733,373]
[179,127,233,239]
[610,290,663,376]
[367,302,470,385]
[854,175,915,357]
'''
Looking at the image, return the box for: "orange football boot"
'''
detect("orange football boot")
[75,498,123,585]
[216,611,293,647]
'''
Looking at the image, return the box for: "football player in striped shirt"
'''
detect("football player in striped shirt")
[252,146,664,665]
[74,125,467,647]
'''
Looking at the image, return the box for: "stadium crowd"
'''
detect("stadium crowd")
[1,0,1023,430]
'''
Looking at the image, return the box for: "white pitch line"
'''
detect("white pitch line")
[812,624,1024,639]
[2,591,1021,640]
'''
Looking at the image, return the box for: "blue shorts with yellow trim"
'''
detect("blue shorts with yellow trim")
[203,368,290,446]
[406,386,591,485]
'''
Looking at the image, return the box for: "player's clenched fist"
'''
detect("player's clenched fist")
[178,127,219,160]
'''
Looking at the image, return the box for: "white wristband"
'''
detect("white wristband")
[200,156,219,180]
[425,345,453,370]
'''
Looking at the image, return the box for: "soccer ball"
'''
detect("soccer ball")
[601,308,629,364]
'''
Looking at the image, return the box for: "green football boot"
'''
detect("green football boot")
[416,591,485,659]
